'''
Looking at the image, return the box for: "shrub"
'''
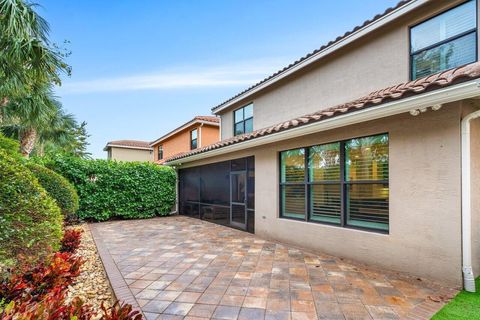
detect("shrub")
[26,163,79,220]
[44,155,176,221]
[60,229,83,253]
[0,150,63,266]
[0,134,22,161]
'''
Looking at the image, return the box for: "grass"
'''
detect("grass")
[432,277,480,319]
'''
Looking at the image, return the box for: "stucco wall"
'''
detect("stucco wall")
[180,104,465,285]
[109,147,153,162]
[153,124,220,161]
[218,0,477,140]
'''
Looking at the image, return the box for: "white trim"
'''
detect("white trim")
[212,0,429,114]
[104,145,153,151]
[166,79,480,165]
[150,119,219,146]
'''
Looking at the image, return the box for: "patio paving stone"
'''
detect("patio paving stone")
[90,216,458,319]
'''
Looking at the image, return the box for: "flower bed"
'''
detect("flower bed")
[0,227,142,320]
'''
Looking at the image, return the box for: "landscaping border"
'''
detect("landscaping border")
[88,223,142,314]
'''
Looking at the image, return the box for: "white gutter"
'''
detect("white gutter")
[167,79,480,166]
[212,0,430,114]
[461,109,480,292]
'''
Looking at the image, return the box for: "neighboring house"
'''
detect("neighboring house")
[103,140,153,162]
[150,116,219,164]
[164,0,480,290]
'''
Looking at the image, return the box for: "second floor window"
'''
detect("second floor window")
[158,145,163,160]
[410,0,477,80]
[234,103,253,136]
[190,129,198,150]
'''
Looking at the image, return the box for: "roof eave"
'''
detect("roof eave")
[104,144,153,151]
[167,79,480,166]
[150,120,219,146]
[211,0,428,115]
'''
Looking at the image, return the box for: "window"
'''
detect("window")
[410,0,477,80]
[234,103,253,136]
[280,134,389,232]
[158,145,163,160]
[190,129,198,150]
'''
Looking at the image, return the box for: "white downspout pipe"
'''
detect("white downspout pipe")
[461,109,480,292]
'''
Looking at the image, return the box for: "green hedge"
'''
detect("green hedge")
[27,163,79,220]
[45,156,176,221]
[0,150,63,266]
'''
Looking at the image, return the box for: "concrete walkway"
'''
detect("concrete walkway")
[90,216,457,320]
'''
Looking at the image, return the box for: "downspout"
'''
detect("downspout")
[461,109,480,292]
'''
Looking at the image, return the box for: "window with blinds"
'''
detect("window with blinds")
[410,0,477,80]
[279,133,389,232]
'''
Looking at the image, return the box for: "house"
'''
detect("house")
[150,116,219,164]
[163,0,480,290]
[103,140,153,162]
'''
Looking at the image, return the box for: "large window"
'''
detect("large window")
[234,103,253,136]
[410,0,477,80]
[190,129,198,150]
[280,134,389,232]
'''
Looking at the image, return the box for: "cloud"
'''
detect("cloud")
[59,59,288,94]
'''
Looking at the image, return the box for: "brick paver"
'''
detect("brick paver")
[90,216,458,320]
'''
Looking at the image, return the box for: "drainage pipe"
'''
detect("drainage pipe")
[461,109,480,292]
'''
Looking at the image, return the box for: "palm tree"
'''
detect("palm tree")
[1,85,77,157]
[0,0,70,109]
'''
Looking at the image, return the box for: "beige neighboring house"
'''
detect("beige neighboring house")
[164,0,480,291]
[104,140,153,162]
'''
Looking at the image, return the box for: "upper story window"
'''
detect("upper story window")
[190,128,198,150]
[234,103,253,136]
[158,145,163,160]
[410,0,477,80]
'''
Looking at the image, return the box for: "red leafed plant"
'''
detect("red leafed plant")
[101,301,143,320]
[0,252,83,302]
[60,228,83,253]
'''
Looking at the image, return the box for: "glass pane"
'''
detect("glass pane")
[412,33,476,79]
[244,104,253,119]
[411,0,476,52]
[235,122,244,136]
[191,138,197,149]
[232,204,245,225]
[347,183,389,231]
[346,134,388,181]
[231,173,246,203]
[234,108,244,123]
[199,161,230,206]
[310,184,341,224]
[280,149,305,183]
[191,129,198,140]
[309,143,341,181]
[244,118,253,133]
[281,185,305,219]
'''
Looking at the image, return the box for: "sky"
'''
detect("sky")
[38,0,396,159]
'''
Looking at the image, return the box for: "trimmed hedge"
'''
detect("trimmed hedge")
[27,163,79,220]
[45,156,176,221]
[0,134,22,161]
[0,150,63,266]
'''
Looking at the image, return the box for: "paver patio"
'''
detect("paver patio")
[89,216,457,320]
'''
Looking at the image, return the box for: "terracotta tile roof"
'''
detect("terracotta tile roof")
[105,140,152,149]
[165,62,480,164]
[211,0,414,113]
[194,116,220,123]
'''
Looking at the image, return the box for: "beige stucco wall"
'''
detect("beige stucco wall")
[218,0,478,140]
[109,147,153,162]
[180,103,468,285]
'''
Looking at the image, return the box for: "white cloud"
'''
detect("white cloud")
[59,59,288,94]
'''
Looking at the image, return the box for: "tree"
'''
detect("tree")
[0,0,70,108]
[1,85,77,157]
[40,121,92,159]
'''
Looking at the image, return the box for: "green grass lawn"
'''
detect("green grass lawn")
[432,277,480,319]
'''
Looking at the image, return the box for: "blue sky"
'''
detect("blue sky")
[38,0,396,158]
